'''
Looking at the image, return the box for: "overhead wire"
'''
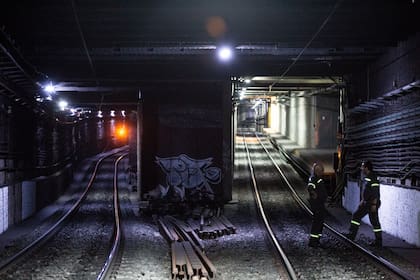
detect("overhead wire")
[70,0,102,110]
[271,0,344,89]
[71,0,97,84]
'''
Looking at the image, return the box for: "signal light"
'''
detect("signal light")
[116,125,127,138]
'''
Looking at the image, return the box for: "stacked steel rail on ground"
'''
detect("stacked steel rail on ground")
[158,215,236,279]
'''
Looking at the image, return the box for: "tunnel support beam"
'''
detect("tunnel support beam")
[137,91,143,200]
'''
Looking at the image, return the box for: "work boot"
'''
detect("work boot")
[374,231,382,244]
[308,237,320,248]
[345,223,358,241]
[343,231,356,241]
[369,239,382,247]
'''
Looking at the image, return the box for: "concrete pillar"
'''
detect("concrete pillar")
[280,103,288,136]
[52,125,60,164]
[296,96,307,147]
[233,103,238,154]
[137,99,143,200]
[289,93,297,142]
[294,95,316,148]
[0,186,9,234]
[222,82,233,202]
[9,183,22,225]
[269,97,280,133]
[22,181,36,220]
[35,120,50,167]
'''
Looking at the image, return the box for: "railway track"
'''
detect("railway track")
[0,149,128,279]
[242,133,417,280]
[0,138,417,279]
[243,135,298,279]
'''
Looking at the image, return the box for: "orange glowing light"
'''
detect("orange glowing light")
[206,16,227,38]
[117,126,127,138]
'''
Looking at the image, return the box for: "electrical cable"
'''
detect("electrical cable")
[271,0,344,88]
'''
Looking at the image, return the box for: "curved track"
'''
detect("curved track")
[0,150,126,279]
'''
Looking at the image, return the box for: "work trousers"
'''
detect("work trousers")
[310,201,326,237]
[349,201,382,241]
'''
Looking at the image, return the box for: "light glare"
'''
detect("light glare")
[58,100,68,111]
[218,46,233,61]
[45,83,55,93]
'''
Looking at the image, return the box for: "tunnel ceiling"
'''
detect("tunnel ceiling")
[0,0,419,108]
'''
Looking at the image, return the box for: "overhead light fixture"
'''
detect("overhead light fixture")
[217,46,233,62]
[58,100,68,111]
[245,79,251,84]
[110,110,116,117]
[44,82,56,93]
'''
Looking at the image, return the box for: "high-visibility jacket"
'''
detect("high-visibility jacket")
[307,175,327,204]
[362,172,380,204]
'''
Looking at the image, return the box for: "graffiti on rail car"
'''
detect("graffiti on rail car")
[144,154,222,202]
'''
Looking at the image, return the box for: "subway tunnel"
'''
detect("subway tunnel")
[0,1,420,279]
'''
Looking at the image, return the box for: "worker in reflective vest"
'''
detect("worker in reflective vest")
[346,160,382,247]
[308,163,327,247]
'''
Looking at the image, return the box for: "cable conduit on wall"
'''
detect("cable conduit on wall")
[345,91,420,183]
[346,104,420,133]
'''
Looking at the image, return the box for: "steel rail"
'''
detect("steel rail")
[96,153,128,280]
[255,133,416,280]
[243,136,298,280]
[0,149,127,273]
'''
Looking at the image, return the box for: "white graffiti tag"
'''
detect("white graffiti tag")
[155,154,221,201]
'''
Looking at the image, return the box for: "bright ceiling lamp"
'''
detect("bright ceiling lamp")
[44,82,56,93]
[58,100,68,111]
[217,46,233,62]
